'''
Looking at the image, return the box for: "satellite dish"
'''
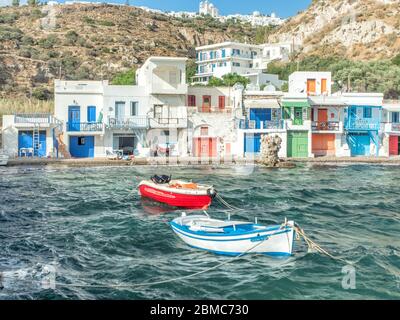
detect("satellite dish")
[264,84,276,92]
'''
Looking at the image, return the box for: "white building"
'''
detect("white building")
[222,11,285,27]
[194,42,287,88]
[288,71,332,96]
[55,57,188,158]
[199,0,219,18]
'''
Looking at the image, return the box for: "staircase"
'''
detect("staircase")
[54,126,71,159]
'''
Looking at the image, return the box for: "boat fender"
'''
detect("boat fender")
[207,188,217,198]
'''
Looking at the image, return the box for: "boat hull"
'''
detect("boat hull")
[139,184,212,209]
[170,222,295,256]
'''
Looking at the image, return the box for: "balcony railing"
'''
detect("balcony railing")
[312,121,340,131]
[149,117,187,128]
[391,123,400,131]
[107,117,148,130]
[15,113,54,124]
[237,119,284,130]
[345,119,380,131]
[67,122,104,132]
[190,106,233,114]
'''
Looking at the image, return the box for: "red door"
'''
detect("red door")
[389,136,399,156]
[318,109,328,130]
[218,96,225,111]
[193,138,217,157]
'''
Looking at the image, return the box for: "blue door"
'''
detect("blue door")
[87,106,96,123]
[18,131,46,157]
[348,133,370,156]
[244,133,261,154]
[69,136,94,158]
[68,106,81,131]
[250,109,272,129]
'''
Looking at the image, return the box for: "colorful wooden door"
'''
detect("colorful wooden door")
[287,131,308,158]
[68,106,80,131]
[318,109,328,129]
[389,136,399,156]
[312,133,335,156]
[244,133,261,153]
[202,96,211,112]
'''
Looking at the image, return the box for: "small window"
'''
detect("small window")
[392,112,399,123]
[130,102,138,116]
[363,107,372,119]
[200,127,209,136]
[78,137,85,146]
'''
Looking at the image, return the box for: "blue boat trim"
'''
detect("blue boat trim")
[186,243,292,257]
[170,223,292,242]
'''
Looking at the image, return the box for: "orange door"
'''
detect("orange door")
[318,109,328,130]
[202,96,211,112]
[321,79,327,94]
[312,134,335,156]
[307,79,316,95]
[225,143,231,156]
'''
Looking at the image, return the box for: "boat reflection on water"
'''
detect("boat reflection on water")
[140,198,178,216]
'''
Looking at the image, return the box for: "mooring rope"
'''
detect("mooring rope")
[215,193,243,211]
[294,223,353,265]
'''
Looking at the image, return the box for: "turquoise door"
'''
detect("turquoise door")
[68,106,81,131]
[244,133,261,154]
[348,133,370,156]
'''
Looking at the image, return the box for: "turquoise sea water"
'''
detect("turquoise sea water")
[0,164,399,300]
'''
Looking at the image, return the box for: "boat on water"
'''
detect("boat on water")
[0,152,9,166]
[139,175,217,209]
[170,213,295,256]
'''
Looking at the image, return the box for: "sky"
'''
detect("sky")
[1,0,312,19]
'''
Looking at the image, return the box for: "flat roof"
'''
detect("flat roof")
[196,42,262,51]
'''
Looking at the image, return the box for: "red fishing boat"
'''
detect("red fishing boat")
[139,175,217,209]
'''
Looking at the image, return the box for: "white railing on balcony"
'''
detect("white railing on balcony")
[14,113,53,124]
[107,117,148,130]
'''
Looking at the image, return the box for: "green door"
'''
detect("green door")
[288,131,308,158]
[293,107,303,125]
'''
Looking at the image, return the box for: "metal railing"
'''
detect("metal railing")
[14,113,53,124]
[391,123,400,131]
[148,117,187,128]
[107,117,148,129]
[237,119,284,130]
[67,122,104,132]
[191,106,233,114]
[312,121,340,131]
[345,118,380,131]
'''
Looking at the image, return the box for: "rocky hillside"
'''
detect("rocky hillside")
[0,3,257,99]
[269,0,400,60]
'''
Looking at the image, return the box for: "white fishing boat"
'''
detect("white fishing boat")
[0,152,9,166]
[170,213,295,256]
